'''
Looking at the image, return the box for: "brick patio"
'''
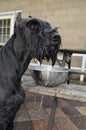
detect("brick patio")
[13,90,86,130]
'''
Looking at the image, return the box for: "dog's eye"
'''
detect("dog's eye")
[30,24,40,30]
[30,25,34,29]
[26,21,40,30]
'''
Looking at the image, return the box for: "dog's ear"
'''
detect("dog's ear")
[15,12,22,26]
[26,19,40,30]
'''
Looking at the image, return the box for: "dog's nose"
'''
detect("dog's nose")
[52,32,59,41]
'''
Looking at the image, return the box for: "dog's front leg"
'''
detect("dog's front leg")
[16,85,25,98]
[0,94,24,130]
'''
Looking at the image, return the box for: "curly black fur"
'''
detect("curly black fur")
[0,13,61,130]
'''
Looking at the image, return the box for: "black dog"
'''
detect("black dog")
[0,13,61,130]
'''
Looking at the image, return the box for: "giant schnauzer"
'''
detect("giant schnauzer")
[0,13,61,130]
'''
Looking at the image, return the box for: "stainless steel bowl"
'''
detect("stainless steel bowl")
[29,63,69,87]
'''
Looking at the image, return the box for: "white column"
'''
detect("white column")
[80,55,86,81]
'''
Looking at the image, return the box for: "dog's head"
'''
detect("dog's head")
[15,13,61,65]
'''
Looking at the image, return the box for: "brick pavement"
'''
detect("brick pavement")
[13,91,86,130]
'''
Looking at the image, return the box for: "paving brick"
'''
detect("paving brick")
[13,121,34,130]
[75,107,86,116]
[55,108,67,118]
[32,119,57,130]
[55,116,78,130]
[58,98,69,108]
[61,105,81,117]
[28,109,48,120]
[70,116,86,129]
[14,111,31,122]
[65,99,86,107]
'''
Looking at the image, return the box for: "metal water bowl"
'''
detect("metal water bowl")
[29,63,69,87]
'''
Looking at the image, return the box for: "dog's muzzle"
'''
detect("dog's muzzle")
[36,27,61,65]
[43,28,61,65]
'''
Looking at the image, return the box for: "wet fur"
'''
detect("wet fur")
[0,14,61,130]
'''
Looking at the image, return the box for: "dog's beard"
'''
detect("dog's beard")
[36,42,60,66]
[27,28,61,66]
[37,33,61,65]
